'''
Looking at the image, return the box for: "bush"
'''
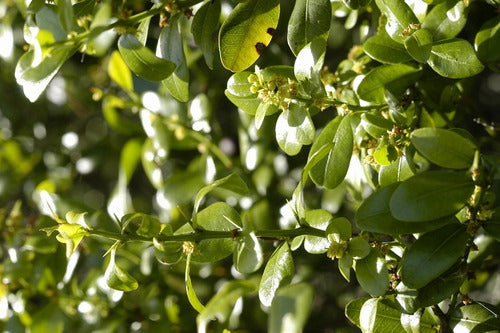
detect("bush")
[1,0,500,331]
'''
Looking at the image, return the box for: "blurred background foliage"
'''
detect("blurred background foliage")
[0,0,500,332]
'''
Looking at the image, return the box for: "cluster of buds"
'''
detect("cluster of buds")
[401,23,422,37]
[247,69,297,111]
[327,240,349,260]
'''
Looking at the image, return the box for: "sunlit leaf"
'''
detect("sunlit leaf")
[269,283,314,333]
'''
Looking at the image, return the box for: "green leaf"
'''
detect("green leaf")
[294,38,326,97]
[268,283,314,333]
[354,248,389,297]
[108,50,133,91]
[411,127,477,169]
[193,202,241,263]
[303,209,332,254]
[363,32,413,64]
[361,112,394,139]
[421,0,468,41]
[348,237,370,260]
[373,143,398,166]
[197,279,258,329]
[356,182,456,234]
[359,298,405,332]
[185,253,206,313]
[275,103,315,156]
[287,0,331,56]
[415,268,466,309]
[136,214,161,238]
[105,247,138,292]
[191,0,221,69]
[234,231,264,274]
[259,242,295,307]
[450,303,500,332]
[102,95,142,135]
[345,297,371,328]
[404,28,433,63]
[400,224,468,288]
[326,217,352,243]
[227,71,257,97]
[400,309,439,333]
[194,173,249,214]
[157,17,190,102]
[55,223,88,258]
[374,0,420,43]
[308,115,353,189]
[338,253,353,282]
[15,45,76,102]
[255,102,274,130]
[118,34,175,81]
[219,0,280,72]
[356,64,421,104]
[56,0,74,32]
[389,170,474,222]
[483,207,500,241]
[427,39,484,79]
[225,90,262,114]
[475,16,500,71]
[378,153,417,186]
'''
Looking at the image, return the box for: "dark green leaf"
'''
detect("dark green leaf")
[389,170,474,222]
[259,242,295,307]
[185,253,206,313]
[378,153,417,186]
[422,0,468,41]
[118,34,175,81]
[356,183,456,234]
[56,0,74,32]
[287,0,331,55]
[219,0,280,72]
[309,116,353,189]
[356,64,421,104]
[427,39,484,79]
[411,127,477,169]
[483,207,500,241]
[363,32,413,64]
[361,112,393,139]
[354,248,389,297]
[345,297,371,328]
[191,0,221,69]
[268,283,314,333]
[475,16,500,71]
[234,231,264,273]
[400,224,468,288]
[415,268,466,309]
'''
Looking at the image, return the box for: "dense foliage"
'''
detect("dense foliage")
[1,0,500,331]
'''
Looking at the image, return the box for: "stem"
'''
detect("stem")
[432,305,452,333]
[88,226,325,243]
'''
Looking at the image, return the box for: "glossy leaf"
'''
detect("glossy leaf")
[105,248,138,292]
[404,28,433,63]
[225,90,262,114]
[356,183,456,234]
[411,127,477,169]
[308,116,353,189]
[389,170,474,222]
[326,217,352,243]
[345,297,371,328]
[356,64,421,104]
[338,253,353,282]
[415,268,466,309]
[303,209,332,254]
[427,39,484,79]
[15,45,76,102]
[185,253,206,313]
[197,279,258,330]
[259,242,295,307]
[400,309,439,333]
[118,34,175,81]
[361,112,393,139]
[400,224,468,288]
[234,231,264,273]
[374,0,419,42]
[157,18,190,102]
[294,38,326,97]
[378,153,417,186]
[227,71,257,97]
[287,0,331,56]
[422,0,468,41]
[359,298,405,332]
[191,0,221,69]
[450,303,500,332]
[363,32,412,64]
[475,16,500,70]
[275,102,315,156]
[354,248,389,297]
[193,202,241,263]
[348,237,370,260]
[219,0,280,72]
[268,283,314,333]
[108,50,133,91]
